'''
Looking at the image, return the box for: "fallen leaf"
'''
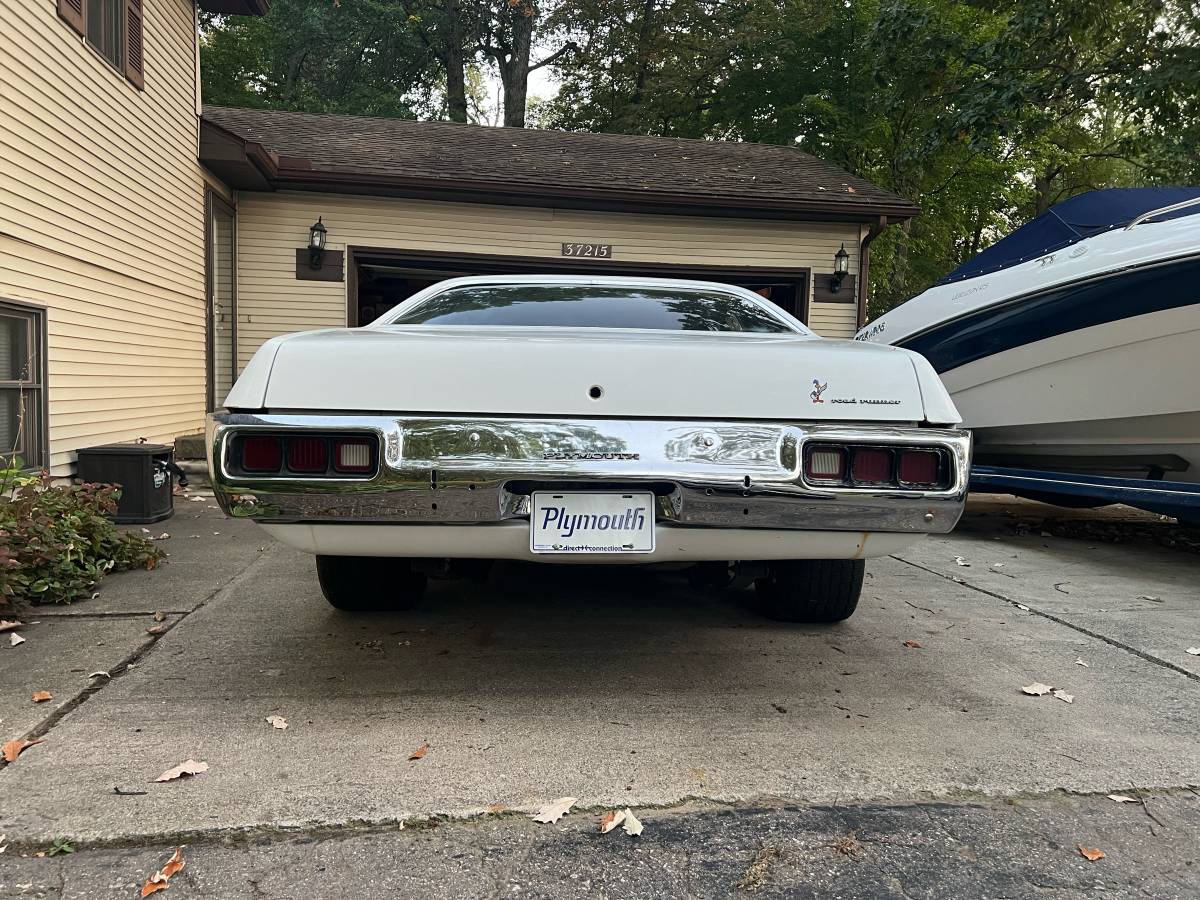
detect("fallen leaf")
[622,808,644,836]
[953,556,970,567]
[532,797,577,824]
[0,620,23,633]
[1078,845,1105,861]
[265,715,288,731]
[1186,648,1200,656]
[1075,659,1089,667]
[599,810,626,833]
[9,633,25,647]
[146,625,168,636]
[153,611,166,622]
[31,691,53,703]
[2,738,44,762]
[155,759,209,782]
[902,640,922,649]
[408,743,428,760]
[1021,682,1054,696]
[1052,689,1074,704]
[485,803,506,814]
[141,847,185,896]
[1107,794,1138,803]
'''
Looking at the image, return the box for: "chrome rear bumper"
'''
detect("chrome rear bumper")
[207,413,971,535]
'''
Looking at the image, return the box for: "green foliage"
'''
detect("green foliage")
[0,477,164,605]
[200,0,440,117]
[46,838,75,857]
[541,0,1200,312]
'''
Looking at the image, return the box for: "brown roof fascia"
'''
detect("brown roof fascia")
[199,119,279,190]
[197,0,270,15]
[271,164,920,224]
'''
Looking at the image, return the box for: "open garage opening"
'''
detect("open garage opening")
[348,248,811,327]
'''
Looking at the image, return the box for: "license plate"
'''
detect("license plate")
[530,492,655,554]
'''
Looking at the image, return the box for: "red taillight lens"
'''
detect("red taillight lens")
[287,437,328,473]
[241,436,281,472]
[806,447,846,480]
[852,448,893,483]
[334,439,373,473]
[899,450,940,485]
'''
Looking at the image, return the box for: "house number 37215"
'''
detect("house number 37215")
[561,243,613,258]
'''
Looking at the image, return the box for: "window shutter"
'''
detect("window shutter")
[57,0,84,35]
[123,0,145,90]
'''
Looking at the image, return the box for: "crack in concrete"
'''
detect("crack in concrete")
[0,549,276,776]
[25,610,194,619]
[890,554,1200,683]
[4,787,1198,856]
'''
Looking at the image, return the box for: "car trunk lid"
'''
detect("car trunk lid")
[250,326,933,422]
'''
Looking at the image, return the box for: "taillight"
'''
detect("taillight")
[241,436,282,472]
[287,437,328,473]
[804,443,949,490]
[231,432,377,478]
[807,447,846,480]
[851,448,893,484]
[898,450,940,485]
[334,439,373,473]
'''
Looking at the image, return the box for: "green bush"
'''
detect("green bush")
[0,473,164,604]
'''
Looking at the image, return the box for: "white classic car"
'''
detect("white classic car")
[208,275,970,622]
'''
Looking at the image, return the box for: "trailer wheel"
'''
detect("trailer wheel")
[752,559,865,623]
[315,555,427,611]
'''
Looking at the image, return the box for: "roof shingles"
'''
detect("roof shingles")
[202,105,916,220]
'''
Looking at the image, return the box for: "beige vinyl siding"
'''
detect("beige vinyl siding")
[0,0,208,472]
[0,236,207,471]
[808,302,860,340]
[236,191,862,365]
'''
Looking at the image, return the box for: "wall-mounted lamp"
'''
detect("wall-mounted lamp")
[308,217,328,269]
[829,243,850,293]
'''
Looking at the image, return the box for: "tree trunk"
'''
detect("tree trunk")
[497,4,534,127]
[442,0,468,122]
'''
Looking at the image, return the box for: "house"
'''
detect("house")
[2,0,917,477]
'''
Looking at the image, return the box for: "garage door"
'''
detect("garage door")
[349,249,810,328]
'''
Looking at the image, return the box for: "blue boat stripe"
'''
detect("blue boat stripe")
[899,256,1200,373]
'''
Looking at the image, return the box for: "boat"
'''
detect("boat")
[856,187,1200,521]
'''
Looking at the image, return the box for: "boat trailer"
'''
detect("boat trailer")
[969,465,1200,526]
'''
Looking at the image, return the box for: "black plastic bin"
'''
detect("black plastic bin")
[76,443,174,524]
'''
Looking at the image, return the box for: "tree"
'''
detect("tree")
[479,0,575,127]
[200,0,440,117]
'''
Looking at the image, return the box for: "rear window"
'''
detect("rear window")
[383,285,796,333]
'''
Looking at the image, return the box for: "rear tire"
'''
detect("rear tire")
[315,555,427,612]
[752,559,864,623]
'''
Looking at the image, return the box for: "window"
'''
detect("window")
[0,302,48,472]
[57,0,144,89]
[383,285,800,334]
[85,0,123,69]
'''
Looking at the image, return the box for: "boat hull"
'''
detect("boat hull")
[932,302,1200,483]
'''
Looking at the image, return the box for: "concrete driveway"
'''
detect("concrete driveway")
[1,494,1197,897]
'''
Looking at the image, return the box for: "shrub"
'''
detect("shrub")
[0,472,164,605]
